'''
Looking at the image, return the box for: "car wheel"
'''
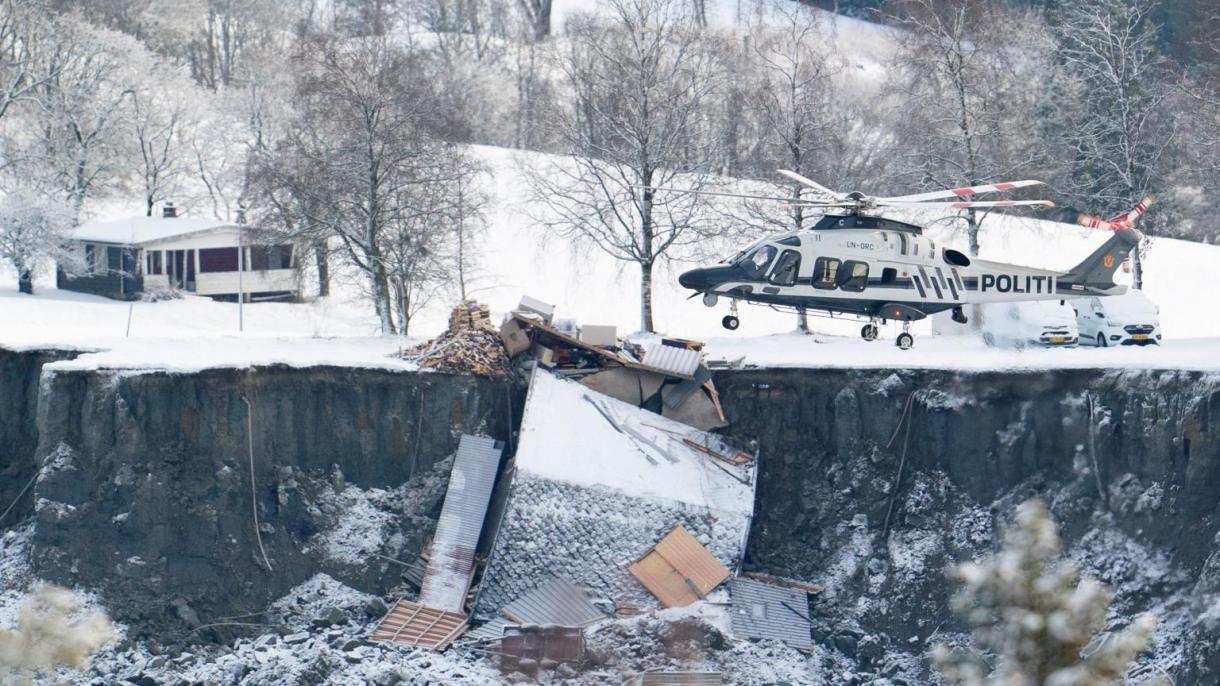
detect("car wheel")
[1097,333,1106,348]
[982,332,995,347]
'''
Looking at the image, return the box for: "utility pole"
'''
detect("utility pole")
[237,207,245,333]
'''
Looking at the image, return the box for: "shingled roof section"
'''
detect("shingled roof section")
[729,577,814,651]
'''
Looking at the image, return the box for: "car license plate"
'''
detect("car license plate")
[1133,334,1148,340]
[1050,336,1065,344]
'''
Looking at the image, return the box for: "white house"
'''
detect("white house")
[60,203,299,301]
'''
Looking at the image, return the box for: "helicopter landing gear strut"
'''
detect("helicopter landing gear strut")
[896,321,915,350]
[951,306,968,324]
[860,321,880,341]
[721,299,740,330]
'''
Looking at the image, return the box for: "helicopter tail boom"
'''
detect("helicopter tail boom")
[1059,228,1142,294]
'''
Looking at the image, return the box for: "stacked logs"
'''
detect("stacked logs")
[401,301,512,377]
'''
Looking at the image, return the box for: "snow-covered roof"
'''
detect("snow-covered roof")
[71,215,237,245]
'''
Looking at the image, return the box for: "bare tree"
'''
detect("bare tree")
[525,0,722,333]
[887,0,1054,256]
[737,2,837,331]
[254,36,468,334]
[130,71,192,216]
[1052,0,1175,289]
[516,0,552,42]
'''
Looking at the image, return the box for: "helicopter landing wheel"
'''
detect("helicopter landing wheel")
[896,332,914,350]
[722,315,740,331]
[860,324,879,341]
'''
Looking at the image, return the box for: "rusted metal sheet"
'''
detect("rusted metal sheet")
[498,625,585,674]
[418,434,504,613]
[371,600,468,651]
[629,526,730,608]
[729,577,813,650]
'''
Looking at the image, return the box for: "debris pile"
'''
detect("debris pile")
[401,300,512,377]
[501,296,727,431]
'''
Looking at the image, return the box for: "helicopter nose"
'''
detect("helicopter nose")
[679,267,712,290]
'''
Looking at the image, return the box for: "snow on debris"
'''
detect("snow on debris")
[476,473,752,615]
[313,484,405,567]
[514,369,754,516]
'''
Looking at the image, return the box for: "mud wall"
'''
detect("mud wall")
[715,367,1220,681]
[26,363,521,639]
[0,348,76,527]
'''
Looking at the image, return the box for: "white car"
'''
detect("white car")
[1072,291,1161,347]
[980,300,1080,348]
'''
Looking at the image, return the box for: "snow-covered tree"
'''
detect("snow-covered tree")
[887,0,1056,256]
[933,499,1157,686]
[0,583,115,681]
[1051,0,1174,289]
[0,184,72,294]
[525,0,723,333]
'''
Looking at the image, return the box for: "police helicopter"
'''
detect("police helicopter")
[666,170,1143,349]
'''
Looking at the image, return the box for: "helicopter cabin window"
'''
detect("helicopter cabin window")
[769,250,801,286]
[812,257,841,289]
[898,234,909,255]
[881,267,897,284]
[839,261,869,292]
[740,245,778,279]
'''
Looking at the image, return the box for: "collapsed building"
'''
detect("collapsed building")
[378,299,819,678]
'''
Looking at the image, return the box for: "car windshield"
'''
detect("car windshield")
[739,245,778,278]
[1101,292,1158,318]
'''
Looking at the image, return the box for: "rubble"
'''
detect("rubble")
[400,301,512,378]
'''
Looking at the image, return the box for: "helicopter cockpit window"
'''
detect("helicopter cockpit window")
[812,257,841,289]
[769,250,801,286]
[740,245,778,279]
[839,260,869,292]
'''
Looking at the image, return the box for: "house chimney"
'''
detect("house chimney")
[162,202,177,218]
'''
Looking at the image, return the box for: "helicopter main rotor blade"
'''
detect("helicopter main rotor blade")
[879,180,1045,203]
[632,185,805,203]
[878,199,1055,209]
[775,169,844,199]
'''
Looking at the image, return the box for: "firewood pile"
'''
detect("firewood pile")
[400,301,512,378]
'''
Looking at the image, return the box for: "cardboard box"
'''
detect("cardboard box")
[579,325,617,347]
[518,295,555,323]
[499,319,531,357]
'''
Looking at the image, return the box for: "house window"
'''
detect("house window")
[199,247,240,273]
[249,244,293,271]
[148,251,163,275]
[839,261,869,292]
[106,246,122,272]
[812,257,841,289]
[769,250,801,286]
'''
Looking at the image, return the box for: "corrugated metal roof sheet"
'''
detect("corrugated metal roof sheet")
[464,577,603,642]
[629,526,730,608]
[418,434,504,613]
[642,343,702,377]
[499,577,604,627]
[371,600,468,650]
[729,577,813,650]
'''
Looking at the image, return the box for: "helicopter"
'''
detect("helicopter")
[667,170,1144,349]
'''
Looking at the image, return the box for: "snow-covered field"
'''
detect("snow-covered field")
[5,141,1219,372]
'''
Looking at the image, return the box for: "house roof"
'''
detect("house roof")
[728,577,813,650]
[71,215,237,245]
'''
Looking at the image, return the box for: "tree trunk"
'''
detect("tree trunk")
[1131,245,1144,290]
[314,242,330,297]
[967,209,980,256]
[640,261,654,333]
[18,269,33,295]
[796,306,810,333]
